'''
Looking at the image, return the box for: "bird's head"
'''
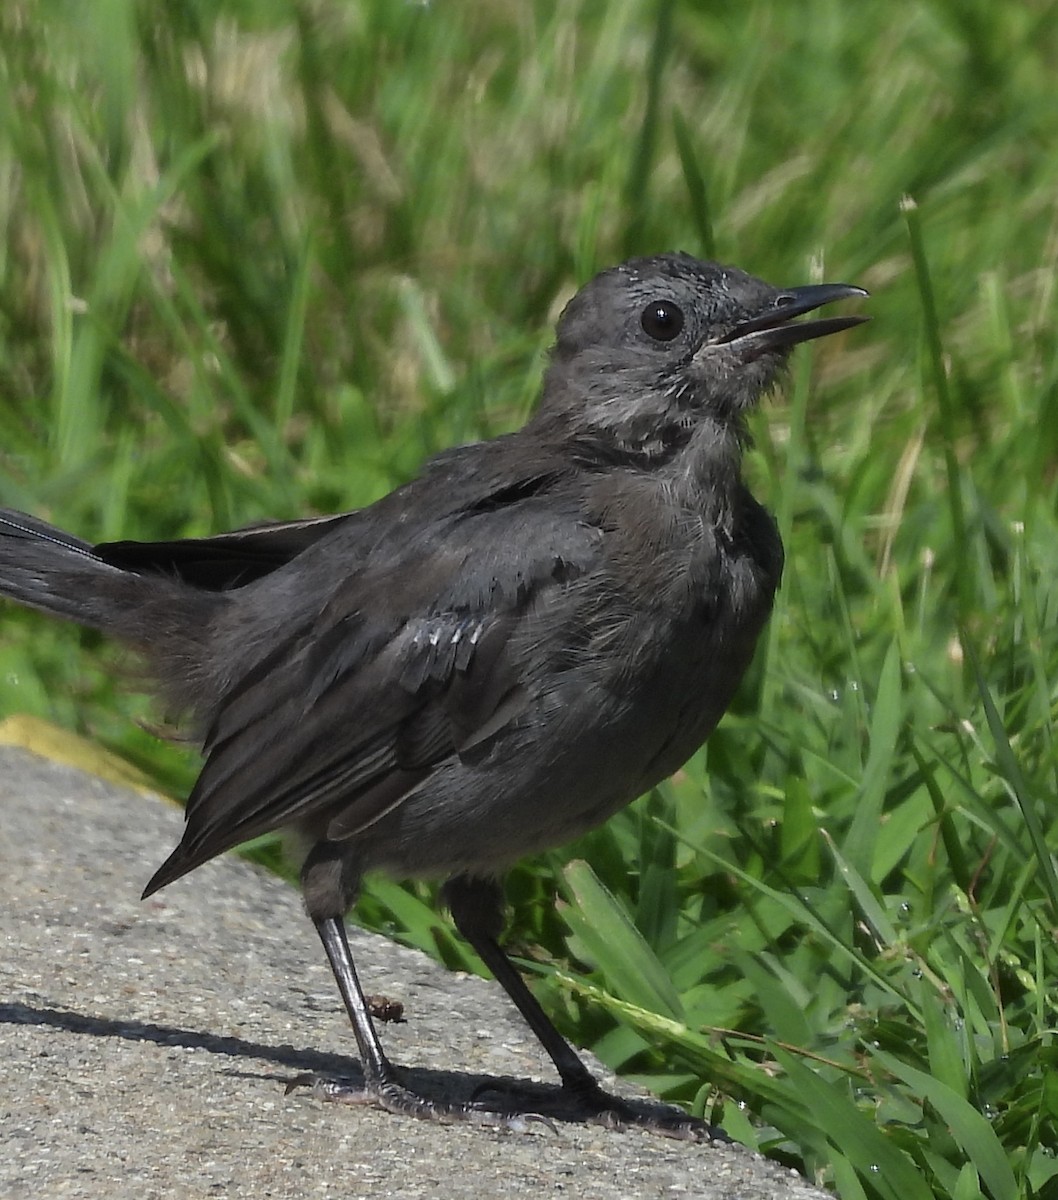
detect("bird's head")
[537,252,867,464]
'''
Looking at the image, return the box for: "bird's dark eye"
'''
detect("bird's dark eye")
[640,300,685,342]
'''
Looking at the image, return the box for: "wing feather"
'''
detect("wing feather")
[143,494,601,895]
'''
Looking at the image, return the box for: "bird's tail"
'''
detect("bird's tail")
[0,508,218,650]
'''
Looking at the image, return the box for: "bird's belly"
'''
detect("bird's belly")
[352,609,765,880]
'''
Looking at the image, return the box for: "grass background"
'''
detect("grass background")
[1,1,1056,1196]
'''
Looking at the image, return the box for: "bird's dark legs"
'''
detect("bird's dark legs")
[289,842,535,1128]
[293,914,537,1129]
[443,874,597,1093]
[444,874,723,1141]
[313,915,395,1090]
[291,842,718,1137]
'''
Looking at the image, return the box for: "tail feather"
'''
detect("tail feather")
[0,508,138,628]
[0,507,222,686]
[0,510,97,556]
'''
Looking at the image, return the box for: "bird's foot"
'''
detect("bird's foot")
[474,1074,727,1142]
[573,1082,725,1142]
[285,1071,553,1133]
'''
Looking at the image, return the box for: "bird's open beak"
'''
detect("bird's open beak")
[719,283,869,354]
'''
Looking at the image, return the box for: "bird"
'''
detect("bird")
[0,252,867,1136]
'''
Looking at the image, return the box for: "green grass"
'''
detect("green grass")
[2,2,1057,1195]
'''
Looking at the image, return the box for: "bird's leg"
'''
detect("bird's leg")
[444,874,598,1092]
[444,873,724,1142]
[287,843,537,1129]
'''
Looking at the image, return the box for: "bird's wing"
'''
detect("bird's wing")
[96,513,355,590]
[95,437,559,590]
[143,494,600,894]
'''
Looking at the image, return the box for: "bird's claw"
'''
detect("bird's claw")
[467,1073,726,1142]
[568,1078,726,1142]
[286,1071,556,1133]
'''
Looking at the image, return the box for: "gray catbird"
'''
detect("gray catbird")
[0,253,866,1136]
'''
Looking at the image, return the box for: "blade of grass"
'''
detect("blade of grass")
[622,0,674,252]
[820,829,898,947]
[965,639,1058,921]
[672,110,715,259]
[902,195,972,626]
[870,1048,1018,1200]
[274,231,315,431]
[842,639,903,875]
[662,822,922,1019]
[561,858,685,1020]
[773,1049,934,1200]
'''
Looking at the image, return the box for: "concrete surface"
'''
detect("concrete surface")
[0,746,827,1199]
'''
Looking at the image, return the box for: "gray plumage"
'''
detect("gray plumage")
[0,253,866,1133]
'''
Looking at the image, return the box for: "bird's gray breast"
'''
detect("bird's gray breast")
[499,480,781,834]
[601,493,780,795]
[348,479,781,878]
